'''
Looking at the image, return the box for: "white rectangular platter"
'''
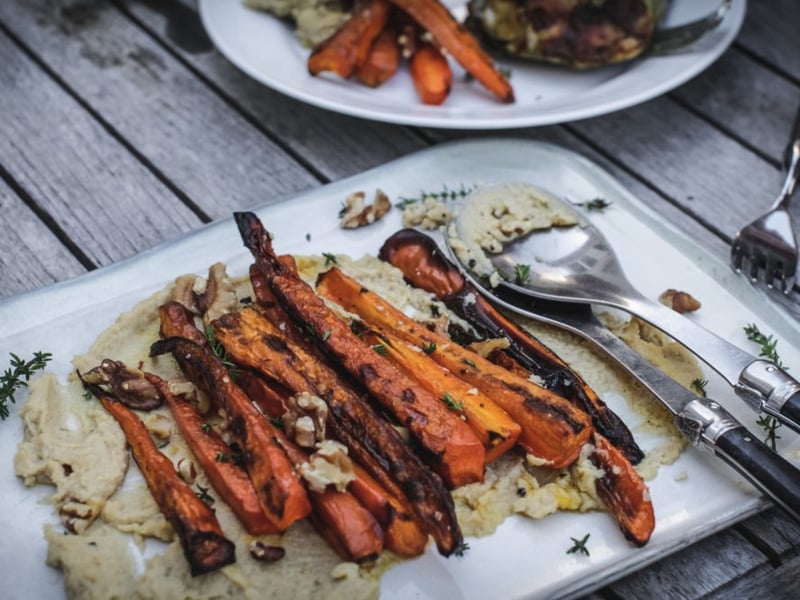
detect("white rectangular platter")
[1,138,798,599]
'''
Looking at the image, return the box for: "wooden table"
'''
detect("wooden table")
[1,0,799,597]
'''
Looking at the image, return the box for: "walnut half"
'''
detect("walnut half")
[659,289,701,314]
[339,189,391,229]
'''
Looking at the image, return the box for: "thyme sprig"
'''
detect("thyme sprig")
[690,378,708,397]
[567,533,591,556]
[205,325,239,381]
[396,183,475,209]
[743,323,786,449]
[1,351,53,420]
[443,392,464,412]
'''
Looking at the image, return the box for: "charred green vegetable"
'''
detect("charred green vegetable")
[467,0,670,68]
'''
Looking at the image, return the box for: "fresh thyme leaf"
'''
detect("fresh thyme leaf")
[462,359,476,368]
[395,197,418,210]
[372,343,388,356]
[396,184,476,208]
[82,389,93,401]
[422,342,437,355]
[567,533,591,556]
[575,198,612,211]
[454,541,470,556]
[1,351,53,420]
[744,323,786,369]
[322,252,338,266]
[321,330,331,342]
[196,484,215,505]
[443,392,464,412]
[499,67,512,80]
[157,440,170,449]
[204,324,239,381]
[690,378,708,397]
[216,451,231,463]
[514,264,531,285]
[200,422,212,434]
[744,323,786,449]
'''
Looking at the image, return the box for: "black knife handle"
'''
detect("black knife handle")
[778,390,800,433]
[713,426,800,522]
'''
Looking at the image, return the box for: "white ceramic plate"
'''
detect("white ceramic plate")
[1,139,797,599]
[198,0,746,129]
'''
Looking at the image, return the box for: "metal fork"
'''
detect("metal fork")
[731,107,800,293]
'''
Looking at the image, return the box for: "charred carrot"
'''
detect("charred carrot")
[236,370,289,419]
[316,267,593,468]
[410,42,452,105]
[82,377,235,576]
[159,301,208,347]
[360,327,520,462]
[213,303,462,556]
[387,0,513,102]
[349,464,428,557]
[308,0,392,78]
[357,29,401,87]
[150,337,312,530]
[591,433,655,546]
[146,374,280,536]
[378,229,644,464]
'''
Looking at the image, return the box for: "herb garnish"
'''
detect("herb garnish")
[567,533,591,556]
[422,342,437,355]
[462,358,476,368]
[372,343,388,356]
[216,451,231,463]
[200,422,212,434]
[744,323,785,449]
[690,378,708,397]
[205,325,239,381]
[454,541,470,557]
[195,484,215,505]
[395,184,475,209]
[514,264,531,285]
[575,197,612,211]
[443,392,464,412]
[1,351,53,420]
[322,252,338,266]
[321,330,332,342]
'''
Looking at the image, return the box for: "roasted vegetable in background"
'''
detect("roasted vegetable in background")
[467,0,670,68]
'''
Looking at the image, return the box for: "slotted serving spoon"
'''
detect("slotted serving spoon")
[447,182,800,434]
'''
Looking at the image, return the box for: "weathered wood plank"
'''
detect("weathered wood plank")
[0,182,85,299]
[119,0,428,182]
[0,27,200,270]
[0,0,319,220]
[604,528,770,599]
[709,551,800,599]
[736,0,800,83]
[735,506,800,560]
[671,48,800,164]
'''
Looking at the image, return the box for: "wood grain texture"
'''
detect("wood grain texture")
[710,552,800,599]
[0,0,318,219]
[0,182,85,299]
[120,0,429,183]
[0,27,200,270]
[736,0,800,82]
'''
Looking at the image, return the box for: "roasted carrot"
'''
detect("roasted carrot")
[410,42,452,105]
[360,327,520,462]
[150,337,312,531]
[308,0,392,78]
[144,374,280,536]
[82,377,235,576]
[591,433,655,546]
[379,229,644,464]
[159,301,208,347]
[387,0,513,102]
[349,464,428,557]
[212,302,462,556]
[357,29,401,87]
[316,267,593,468]
[236,370,289,419]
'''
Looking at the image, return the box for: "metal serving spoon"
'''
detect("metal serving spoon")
[447,183,800,435]
[459,276,800,522]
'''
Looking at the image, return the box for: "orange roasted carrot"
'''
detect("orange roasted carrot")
[316,267,593,468]
[410,42,452,105]
[591,433,655,546]
[308,0,392,78]
[150,337,312,531]
[82,377,235,575]
[357,29,401,87]
[212,304,462,556]
[145,374,280,536]
[360,327,520,462]
[236,370,289,419]
[349,463,428,557]
[388,0,513,102]
[159,301,208,347]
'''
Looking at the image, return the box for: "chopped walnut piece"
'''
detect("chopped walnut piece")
[659,289,701,314]
[282,392,328,448]
[339,189,392,229]
[298,440,355,493]
[249,540,285,562]
[468,337,511,357]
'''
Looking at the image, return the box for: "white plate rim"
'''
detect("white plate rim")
[197,0,747,129]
